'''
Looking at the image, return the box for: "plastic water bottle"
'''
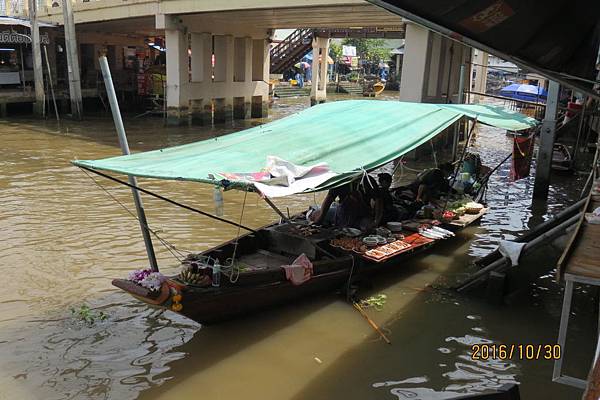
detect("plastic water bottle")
[213,186,224,217]
[212,259,221,287]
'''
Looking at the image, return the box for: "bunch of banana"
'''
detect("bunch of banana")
[179,267,210,286]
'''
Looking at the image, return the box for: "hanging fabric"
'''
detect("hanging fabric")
[510,134,536,181]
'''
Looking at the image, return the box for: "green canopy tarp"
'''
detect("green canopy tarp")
[73,100,537,196]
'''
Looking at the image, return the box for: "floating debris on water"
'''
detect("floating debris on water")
[359,294,387,311]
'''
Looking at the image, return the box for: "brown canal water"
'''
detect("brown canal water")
[0,94,595,400]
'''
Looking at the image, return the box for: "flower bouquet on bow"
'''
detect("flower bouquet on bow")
[127,269,167,297]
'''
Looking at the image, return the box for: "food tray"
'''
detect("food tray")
[360,233,434,262]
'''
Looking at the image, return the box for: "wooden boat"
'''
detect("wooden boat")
[373,81,386,96]
[362,75,386,97]
[73,100,537,324]
[111,212,488,324]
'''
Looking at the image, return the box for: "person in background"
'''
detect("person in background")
[415,162,454,203]
[295,69,304,88]
[394,162,454,205]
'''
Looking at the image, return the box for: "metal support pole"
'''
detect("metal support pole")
[552,278,588,389]
[62,0,83,119]
[28,0,44,116]
[99,56,158,271]
[457,64,465,104]
[553,278,572,380]
[43,45,60,122]
[452,64,465,161]
[19,46,25,93]
[533,80,560,199]
[571,100,587,169]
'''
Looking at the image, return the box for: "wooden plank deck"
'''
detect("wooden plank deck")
[446,208,488,229]
[563,195,600,280]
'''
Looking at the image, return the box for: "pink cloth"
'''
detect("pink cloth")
[281,254,313,285]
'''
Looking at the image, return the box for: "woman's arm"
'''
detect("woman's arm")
[416,184,426,203]
[311,192,335,224]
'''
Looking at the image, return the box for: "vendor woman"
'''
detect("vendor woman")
[376,173,399,223]
[309,175,382,230]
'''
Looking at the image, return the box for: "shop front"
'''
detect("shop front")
[0,21,53,90]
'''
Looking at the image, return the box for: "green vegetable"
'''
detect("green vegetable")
[359,294,387,311]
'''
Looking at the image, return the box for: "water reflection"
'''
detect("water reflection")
[0,94,591,400]
[0,298,199,399]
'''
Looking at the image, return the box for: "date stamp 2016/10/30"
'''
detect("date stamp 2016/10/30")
[471,344,561,361]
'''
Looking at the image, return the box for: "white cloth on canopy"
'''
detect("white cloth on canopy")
[252,156,337,198]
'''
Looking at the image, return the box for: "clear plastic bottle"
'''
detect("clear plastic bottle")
[212,259,221,287]
[213,186,224,217]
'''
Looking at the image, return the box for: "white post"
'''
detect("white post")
[310,37,328,105]
[319,38,329,92]
[43,45,59,121]
[310,41,319,104]
[99,56,158,272]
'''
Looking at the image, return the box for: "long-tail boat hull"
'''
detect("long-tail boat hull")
[112,215,479,324]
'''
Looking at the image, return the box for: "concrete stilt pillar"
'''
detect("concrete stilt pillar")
[533,80,560,199]
[471,51,488,103]
[165,26,189,125]
[318,38,329,92]
[251,38,269,118]
[190,32,212,124]
[243,38,253,119]
[310,37,329,105]
[213,35,234,123]
[234,37,252,119]
[399,23,430,102]
[190,99,212,125]
[29,0,44,117]
[191,33,211,83]
[310,45,319,105]
[62,0,83,119]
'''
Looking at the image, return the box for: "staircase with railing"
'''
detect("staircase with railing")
[270,28,314,74]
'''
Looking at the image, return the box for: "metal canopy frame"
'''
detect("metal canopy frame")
[553,273,600,390]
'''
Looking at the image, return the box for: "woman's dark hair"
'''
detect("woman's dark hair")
[377,173,392,184]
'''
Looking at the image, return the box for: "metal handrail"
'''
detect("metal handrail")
[271,29,312,61]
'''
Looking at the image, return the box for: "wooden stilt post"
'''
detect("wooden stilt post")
[28,0,45,117]
[62,0,83,119]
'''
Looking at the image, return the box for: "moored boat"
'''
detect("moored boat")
[73,100,537,324]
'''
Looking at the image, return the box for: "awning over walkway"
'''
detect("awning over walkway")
[367,0,600,97]
[0,16,56,28]
[73,100,537,197]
